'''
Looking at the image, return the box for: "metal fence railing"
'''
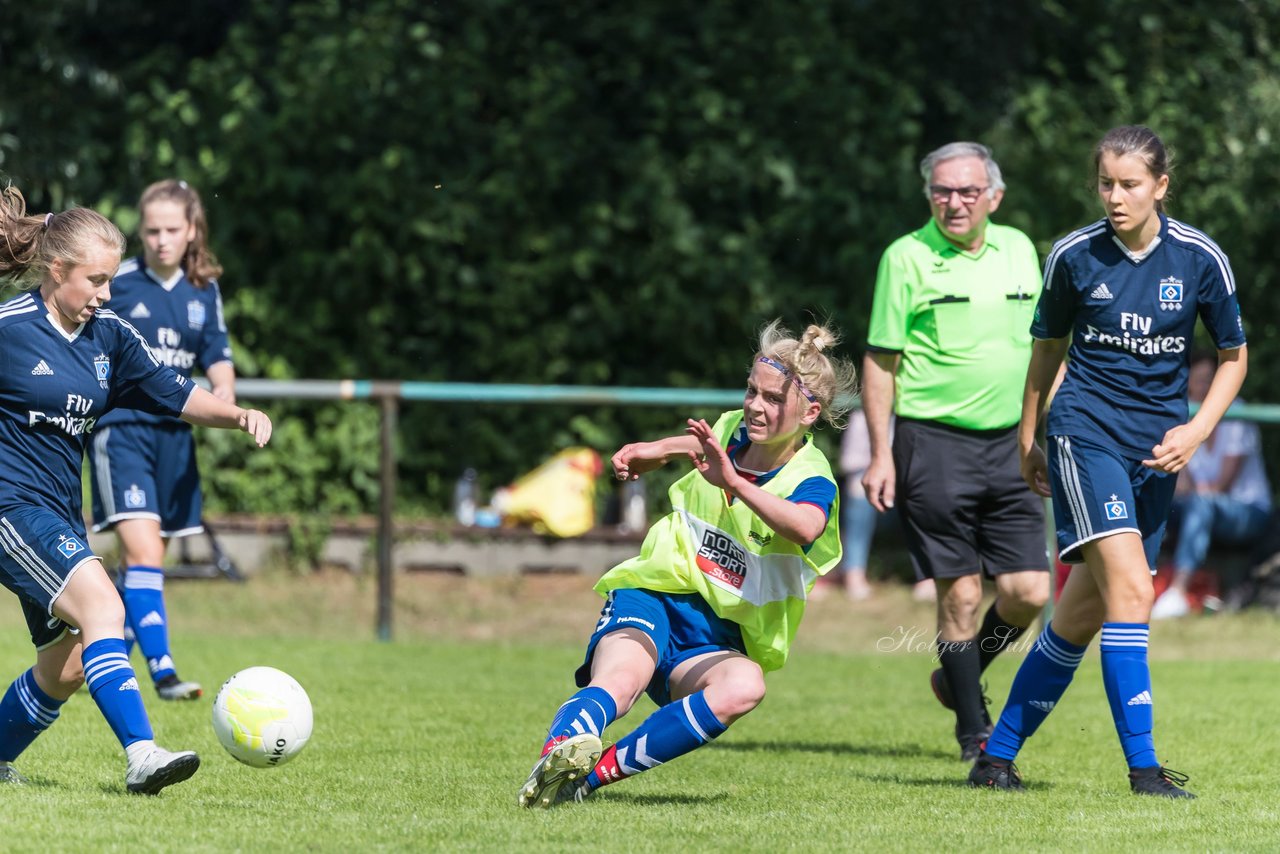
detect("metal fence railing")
[226,381,744,640]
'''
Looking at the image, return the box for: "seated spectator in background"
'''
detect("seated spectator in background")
[833,409,887,600]
[1153,351,1272,619]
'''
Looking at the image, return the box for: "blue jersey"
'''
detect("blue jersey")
[0,292,194,521]
[96,256,232,429]
[725,422,837,523]
[1034,214,1246,459]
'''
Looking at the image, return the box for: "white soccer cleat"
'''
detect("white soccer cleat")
[0,761,28,785]
[156,676,203,701]
[1151,587,1190,620]
[126,746,200,795]
[517,733,602,809]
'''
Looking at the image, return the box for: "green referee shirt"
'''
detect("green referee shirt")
[866,219,1041,430]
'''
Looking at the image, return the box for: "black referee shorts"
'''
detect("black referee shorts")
[892,417,1049,581]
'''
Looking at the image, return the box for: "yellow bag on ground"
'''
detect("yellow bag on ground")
[492,447,603,537]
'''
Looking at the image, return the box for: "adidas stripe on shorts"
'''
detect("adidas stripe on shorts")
[0,505,97,647]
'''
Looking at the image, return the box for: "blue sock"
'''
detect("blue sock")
[0,668,65,761]
[1100,622,1158,768]
[543,687,617,752]
[985,625,1088,761]
[83,638,153,747]
[123,566,175,682]
[587,690,727,788]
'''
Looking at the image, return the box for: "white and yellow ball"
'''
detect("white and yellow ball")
[211,666,313,768]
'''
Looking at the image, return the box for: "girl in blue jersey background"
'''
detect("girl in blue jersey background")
[970,126,1248,799]
[87,180,234,702]
[0,186,271,794]
[519,320,857,809]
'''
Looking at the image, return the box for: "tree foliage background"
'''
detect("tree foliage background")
[3,0,1279,516]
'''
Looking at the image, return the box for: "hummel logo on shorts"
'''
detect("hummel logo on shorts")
[1029,700,1056,712]
[31,360,54,376]
[1127,690,1153,706]
[1090,282,1115,300]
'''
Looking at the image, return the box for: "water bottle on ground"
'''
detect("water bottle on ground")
[620,478,647,534]
[453,468,478,527]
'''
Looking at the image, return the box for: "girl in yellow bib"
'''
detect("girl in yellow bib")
[519,320,857,808]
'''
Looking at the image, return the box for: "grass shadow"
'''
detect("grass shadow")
[715,738,955,761]
[844,770,1054,791]
[6,777,58,790]
[715,739,1057,790]
[598,792,721,806]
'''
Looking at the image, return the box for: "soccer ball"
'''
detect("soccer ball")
[211,666,313,768]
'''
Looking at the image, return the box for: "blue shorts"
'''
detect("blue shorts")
[88,421,204,537]
[1047,435,1176,570]
[574,588,746,707]
[0,506,95,648]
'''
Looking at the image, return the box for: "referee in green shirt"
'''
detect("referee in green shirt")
[862,142,1050,761]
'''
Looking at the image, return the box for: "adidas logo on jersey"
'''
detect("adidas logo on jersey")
[129,303,151,319]
[31,360,54,376]
[1090,282,1115,300]
[119,677,140,692]
[138,610,165,628]
[1127,690,1153,706]
[1029,700,1056,713]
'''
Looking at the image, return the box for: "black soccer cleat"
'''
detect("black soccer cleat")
[968,752,1024,791]
[1129,766,1196,799]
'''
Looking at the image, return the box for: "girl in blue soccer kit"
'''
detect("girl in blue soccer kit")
[969,126,1248,799]
[518,321,857,808]
[0,187,271,793]
[88,180,235,702]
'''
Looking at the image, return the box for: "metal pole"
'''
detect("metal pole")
[376,392,398,641]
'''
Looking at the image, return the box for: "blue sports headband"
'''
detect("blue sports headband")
[756,356,818,403]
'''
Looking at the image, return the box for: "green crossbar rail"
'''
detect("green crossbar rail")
[233,380,1280,422]
[234,379,747,407]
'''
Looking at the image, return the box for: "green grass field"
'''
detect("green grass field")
[1,572,1279,852]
